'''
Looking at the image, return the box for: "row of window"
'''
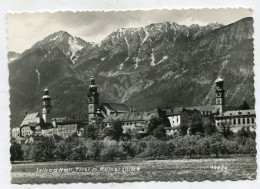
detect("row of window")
[123,122,146,126]
[218,117,255,126]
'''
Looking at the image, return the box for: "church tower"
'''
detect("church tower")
[42,88,52,123]
[88,76,99,122]
[215,77,225,114]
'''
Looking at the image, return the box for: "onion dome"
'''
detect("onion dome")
[42,88,51,99]
[215,77,224,83]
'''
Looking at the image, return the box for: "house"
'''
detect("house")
[164,107,201,135]
[215,109,256,132]
[99,102,132,117]
[102,108,162,133]
[11,89,87,140]
[17,112,43,137]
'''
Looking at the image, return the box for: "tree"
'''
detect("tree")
[103,120,123,141]
[86,140,103,160]
[152,125,166,140]
[85,124,98,140]
[238,100,250,110]
[100,139,126,161]
[147,117,161,135]
[184,135,200,158]
[221,124,233,138]
[54,141,72,160]
[237,127,248,138]
[208,134,226,158]
[112,120,123,141]
[31,137,55,161]
[178,124,188,136]
[121,141,138,158]
[10,142,23,162]
[69,142,87,160]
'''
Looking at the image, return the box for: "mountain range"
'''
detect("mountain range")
[8,17,254,128]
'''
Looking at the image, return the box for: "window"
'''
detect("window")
[243,118,245,124]
[247,118,250,124]
[233,119,236,125]
[238,119,241,125]
[251,118,255,124]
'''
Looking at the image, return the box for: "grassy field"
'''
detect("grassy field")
[11,156,256,184]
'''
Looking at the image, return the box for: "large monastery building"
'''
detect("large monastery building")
[12,75,256,141]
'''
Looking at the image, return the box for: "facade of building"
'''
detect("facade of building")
[102,108,162,133]
[88,76,100,122]
[12,76,256,140]
[99,103,131,117]
[165,77,256,133]
[164,107,202,135]
[215,109,256,132]
[12,88,86,140]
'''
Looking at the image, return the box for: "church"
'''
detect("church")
[11,88,86,141]
[86,76,163,133]
[164,77,256,133]
[11,75,256,141]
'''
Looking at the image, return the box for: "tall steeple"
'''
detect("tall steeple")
[215,77,225,114]
[88,76,99,122]
[42,88,52,123]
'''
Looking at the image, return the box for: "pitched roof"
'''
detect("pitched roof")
[186,105,218,113]
[165,107,200,116]
[165,107,184,115]
[101,103,131,113]
[103,110,159,123]
[216,109,255,117]
[20,112,40,126]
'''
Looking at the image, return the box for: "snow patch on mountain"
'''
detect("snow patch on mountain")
[134,57,141,69]
[35,69,41,91]
[174,69,189,79]
[150,49,156,66]
[68,37,84,64]
[141,28,149,45]
[124,36,129,52]
[119,57,129,70]
[157,55,168,65]
[8,56,19,63]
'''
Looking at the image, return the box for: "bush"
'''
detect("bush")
[100,138,126,161]
[86,140,103,160]
[31,137,56,161]
[10,142,23,162]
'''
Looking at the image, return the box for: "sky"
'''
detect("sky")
[7,8,252,53]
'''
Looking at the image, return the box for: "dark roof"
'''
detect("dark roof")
[103,110,159,123]
[216,109,255,118]
[186,105,235,114]
[165,107,200,116]
[186,105,218,113]
[165,107,184,115]
[52,117,87,124]
[101,103,131,113]
[20,112,40,126]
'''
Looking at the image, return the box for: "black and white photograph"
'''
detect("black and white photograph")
[7,8,257,184]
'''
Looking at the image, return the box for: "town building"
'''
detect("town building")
[164,107,201,135]
[86,76,167,133]
[12,76,256,140]
[103,108,163,133]
[165,77,256,133]
[99,102,132,117]
[215,109,256,132]
[11,89,86,140]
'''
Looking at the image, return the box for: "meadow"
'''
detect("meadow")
[11,156,256,184]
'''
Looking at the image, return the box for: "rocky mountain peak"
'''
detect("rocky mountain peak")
[8,51,20,63]
[9,17,254,128]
